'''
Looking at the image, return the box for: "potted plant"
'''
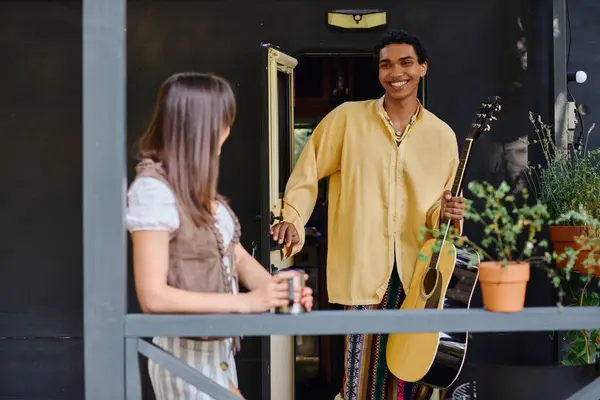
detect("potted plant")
[420,180,550,312]
[524,113,600,367]
[525,113,600,276]
[547,207,600,366]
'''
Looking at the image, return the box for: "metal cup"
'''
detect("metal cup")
[274,268,306,315]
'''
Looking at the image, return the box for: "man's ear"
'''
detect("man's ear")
[419,62,428,77]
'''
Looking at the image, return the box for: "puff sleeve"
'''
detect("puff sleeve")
[126,177,180,233]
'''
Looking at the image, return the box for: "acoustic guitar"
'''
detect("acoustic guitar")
[386,96,502,389]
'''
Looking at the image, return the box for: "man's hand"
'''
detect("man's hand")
[441,190,465,221]
[270,222,300,247]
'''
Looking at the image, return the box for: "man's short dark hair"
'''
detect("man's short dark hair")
[373,29,429,66]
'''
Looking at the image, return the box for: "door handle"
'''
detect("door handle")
[269,211,283,225]
[254,213,284,251]
[251,241,260,259]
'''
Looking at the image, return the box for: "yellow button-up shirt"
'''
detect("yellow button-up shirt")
[282,97,459,305]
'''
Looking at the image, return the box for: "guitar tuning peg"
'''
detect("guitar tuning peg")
[491,116,497,121]
[485,124,491,131]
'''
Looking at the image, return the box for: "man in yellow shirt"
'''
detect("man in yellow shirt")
[271,30,465,400]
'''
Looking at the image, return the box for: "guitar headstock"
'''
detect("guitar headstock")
[467,96,501,141]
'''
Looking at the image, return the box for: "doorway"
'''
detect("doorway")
[291,53,426,399]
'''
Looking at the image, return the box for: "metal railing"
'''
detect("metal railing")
[82,1,598,399]
[121,308,600,399]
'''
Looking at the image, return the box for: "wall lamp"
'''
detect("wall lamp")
[567,70,587,84]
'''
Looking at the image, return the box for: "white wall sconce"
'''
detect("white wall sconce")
[567,70,587,84]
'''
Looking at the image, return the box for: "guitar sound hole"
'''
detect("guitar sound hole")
[422,268,438,296]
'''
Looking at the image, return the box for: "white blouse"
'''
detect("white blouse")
[126,177,237,291]
[126,177,235,246]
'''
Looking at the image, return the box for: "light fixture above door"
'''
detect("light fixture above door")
[327,9,387,30]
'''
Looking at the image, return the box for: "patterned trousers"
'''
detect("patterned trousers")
[339,269,433,400]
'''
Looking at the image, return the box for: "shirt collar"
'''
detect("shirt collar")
[376,96,423,123]
[376,96,423,143]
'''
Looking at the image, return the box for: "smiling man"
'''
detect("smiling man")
[271,30,464,400]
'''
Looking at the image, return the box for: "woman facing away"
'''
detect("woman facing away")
[126,72,313,399]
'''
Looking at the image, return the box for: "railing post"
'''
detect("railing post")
[126,338,142,399]
[83,0,127,398]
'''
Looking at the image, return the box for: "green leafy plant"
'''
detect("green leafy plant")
[419,180,551,267]
[559,287,599,366]
[526,112,600,224]
[551,207,600,365]
[524,112,600,366]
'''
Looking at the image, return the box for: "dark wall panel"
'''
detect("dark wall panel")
[0,2,82,337]
[0,339,83,399]
[0,3,83,398]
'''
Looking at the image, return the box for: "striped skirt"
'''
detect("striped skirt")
[149,337,239,400]
[339,270,433,400]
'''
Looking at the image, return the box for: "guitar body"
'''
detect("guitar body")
[386,95,500,389]
[386,239,480,388]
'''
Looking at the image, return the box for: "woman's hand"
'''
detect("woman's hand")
[241,270,299,313]
[300,274,314,312]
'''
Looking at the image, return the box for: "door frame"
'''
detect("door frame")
[259,42,298,400]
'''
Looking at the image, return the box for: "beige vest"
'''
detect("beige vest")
[134,159,242,348]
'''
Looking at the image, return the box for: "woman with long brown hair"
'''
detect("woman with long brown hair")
[126,72,313,399]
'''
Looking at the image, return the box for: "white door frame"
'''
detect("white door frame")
[265,45,298,400]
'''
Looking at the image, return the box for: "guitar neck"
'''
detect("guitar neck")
[427,95,500,271]
[427,138,475,271]
[440,138,474,235]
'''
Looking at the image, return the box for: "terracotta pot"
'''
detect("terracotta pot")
[478,262,530,312]
[549,225,600,276]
